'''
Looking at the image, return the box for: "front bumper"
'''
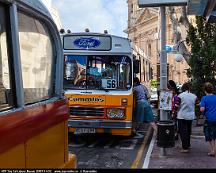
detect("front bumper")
[68,120,132,129]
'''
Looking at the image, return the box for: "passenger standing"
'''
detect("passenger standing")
[200,82,216,157]
[176,82,199,153]
[168,80,180,140]
[133,77,157,133]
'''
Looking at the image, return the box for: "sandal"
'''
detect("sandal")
[180,149,189,153]
[207,153,215,157]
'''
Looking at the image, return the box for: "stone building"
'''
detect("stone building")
[41,0,62,30]
[125,0,190,88]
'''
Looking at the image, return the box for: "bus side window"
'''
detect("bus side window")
[17,12,55,104]
[0,3,14,111]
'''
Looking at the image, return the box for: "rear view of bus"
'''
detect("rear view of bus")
[61,30,134,136]
[0,0,76,168]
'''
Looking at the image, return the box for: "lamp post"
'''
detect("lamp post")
[138,0,187,156]
[159,6,168,156]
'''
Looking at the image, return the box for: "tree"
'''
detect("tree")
[186,16,216,98]
[186,16,216,124]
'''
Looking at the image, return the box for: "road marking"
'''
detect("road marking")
[131,126,152,168]
[142,132,156,168]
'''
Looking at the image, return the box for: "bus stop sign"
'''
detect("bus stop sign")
[165,45,174,53]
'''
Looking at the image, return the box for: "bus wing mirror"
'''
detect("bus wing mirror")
[133,60,140,74]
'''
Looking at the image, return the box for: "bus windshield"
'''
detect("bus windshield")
[64,55,132,90]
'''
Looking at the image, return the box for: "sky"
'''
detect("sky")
[52,0,128,37]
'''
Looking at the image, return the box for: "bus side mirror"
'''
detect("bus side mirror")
[133,60,140,74]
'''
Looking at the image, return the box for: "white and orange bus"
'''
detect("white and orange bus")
[0,0,76,168]
[61,30,139,136]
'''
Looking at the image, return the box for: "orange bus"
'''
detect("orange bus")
[61,30,140,136]
[0,0,76,168]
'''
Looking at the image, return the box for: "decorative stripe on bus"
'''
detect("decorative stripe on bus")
[0,99,69,154]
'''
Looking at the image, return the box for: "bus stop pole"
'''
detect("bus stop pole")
[159,6,168,156]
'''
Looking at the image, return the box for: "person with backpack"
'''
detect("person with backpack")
[168,80,180,140]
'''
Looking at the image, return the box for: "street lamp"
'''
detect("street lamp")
[175,53,184,62]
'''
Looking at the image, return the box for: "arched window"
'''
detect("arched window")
[130,3,133,13]
[148,43,151,57]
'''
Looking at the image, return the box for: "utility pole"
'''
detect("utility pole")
[159,6,168,156]
[159,6,168,121]
[138,0,187,156]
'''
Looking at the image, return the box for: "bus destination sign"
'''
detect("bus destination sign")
[63,35,111,51]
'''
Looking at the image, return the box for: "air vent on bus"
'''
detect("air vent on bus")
[70,107,105,117]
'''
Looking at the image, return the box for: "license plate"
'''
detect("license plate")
[75,128,96,134]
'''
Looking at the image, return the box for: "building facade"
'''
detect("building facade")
[126,0,190,88]
[41,0,62,30]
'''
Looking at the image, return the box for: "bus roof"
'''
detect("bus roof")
[61,32,129,41]
[13,0,53,20]
[61,32,132,55]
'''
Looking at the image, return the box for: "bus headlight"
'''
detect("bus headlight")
[107,108,125,119]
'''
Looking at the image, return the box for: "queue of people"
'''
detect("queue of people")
[133,77,216,157]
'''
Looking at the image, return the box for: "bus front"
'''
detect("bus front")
[62,32,133,136]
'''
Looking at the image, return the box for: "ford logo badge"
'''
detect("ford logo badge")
[74,37,101,49]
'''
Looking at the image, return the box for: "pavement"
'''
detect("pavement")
[144,118,216,169]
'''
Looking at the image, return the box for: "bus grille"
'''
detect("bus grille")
[70,107,105,117]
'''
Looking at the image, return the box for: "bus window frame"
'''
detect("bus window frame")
[0,1,64,116]
[63,54,133,91]
[15,5,64,103]
[17,11,56,104]
[0,2,16,112]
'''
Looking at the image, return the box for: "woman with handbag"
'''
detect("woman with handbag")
[200,82,216,157]
[133,77,157,133]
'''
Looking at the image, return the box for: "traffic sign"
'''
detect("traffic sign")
[165,45,174,53]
